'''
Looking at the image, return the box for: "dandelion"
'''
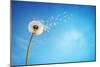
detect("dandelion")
[26,20,45,64]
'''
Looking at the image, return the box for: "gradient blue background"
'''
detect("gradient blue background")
[11,1,96,65]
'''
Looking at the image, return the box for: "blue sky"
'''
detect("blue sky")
[11,1,96,65]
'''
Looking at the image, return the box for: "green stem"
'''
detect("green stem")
[26,33,33,64]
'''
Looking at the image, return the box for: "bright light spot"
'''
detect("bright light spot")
[70,30,81,40]
[53,29,82,50]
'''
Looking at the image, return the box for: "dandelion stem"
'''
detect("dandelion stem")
[26,33,33,64]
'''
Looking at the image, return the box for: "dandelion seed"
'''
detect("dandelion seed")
[47,30,50,32]
[53,23,56,26]
[63,12,67,14]
[64,15,67,18]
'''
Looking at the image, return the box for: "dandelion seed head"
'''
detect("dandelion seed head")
[28,20,45,35]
